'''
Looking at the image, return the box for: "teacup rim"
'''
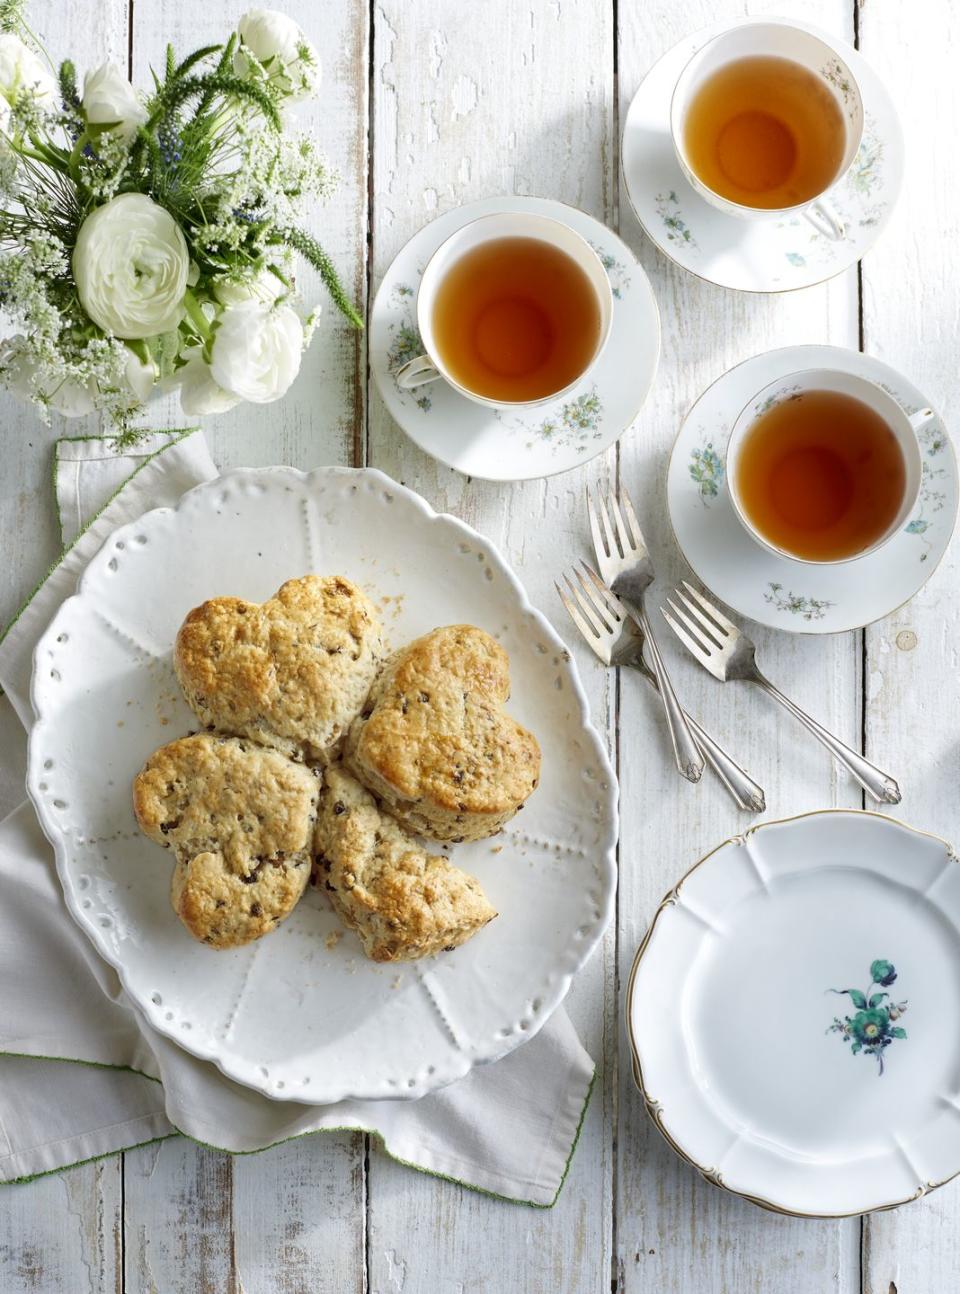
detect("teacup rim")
[413,209,615,410]
[668,16,866,220]
[725,367,925,568]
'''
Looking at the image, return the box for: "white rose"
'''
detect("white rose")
[73,193,189,339]
[213,267,286,307]
[210,303,302,403]
[178,350,241,416]
[0,33,57,107]
[82,63,147,142]
[234,9,320,101]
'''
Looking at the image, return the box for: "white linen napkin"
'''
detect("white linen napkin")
[0,430,595,1205]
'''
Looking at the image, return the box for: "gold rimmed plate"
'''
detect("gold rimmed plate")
[628,809,960,1217]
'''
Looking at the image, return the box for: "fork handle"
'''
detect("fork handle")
[756,676,902,804]
[631,601,705,783]
[682,712,766,813]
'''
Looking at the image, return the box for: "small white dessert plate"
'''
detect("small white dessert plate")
[621,17,904,293]
[628,810,960,1218]
[27,467,618,1103]
[667,345,957,634]
[369,196,660,481]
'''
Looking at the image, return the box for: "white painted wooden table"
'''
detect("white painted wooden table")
[1,0,956,1289]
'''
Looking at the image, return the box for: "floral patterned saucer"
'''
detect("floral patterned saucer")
[667,345,957,634]
[621,18,904,292]
[369,196,660,481]
[628,810,960,1217]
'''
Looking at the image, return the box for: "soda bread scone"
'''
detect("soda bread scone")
[343,624,541,843]
[314,766,497,962]
[133,733,318,948]
[174,575,383,763]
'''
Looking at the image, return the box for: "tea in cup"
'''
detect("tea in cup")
[670,21,864,241]
[726,370,931,564]
[395,211,614,407]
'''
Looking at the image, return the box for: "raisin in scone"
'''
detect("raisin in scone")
[174,575,383,763]
[343,624,540,843]
[133,733,318,948]
[314,766,497,962]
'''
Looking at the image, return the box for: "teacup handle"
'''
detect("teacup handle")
[803,199,845,242]
[396,355,442,389]
[909,407,936,432]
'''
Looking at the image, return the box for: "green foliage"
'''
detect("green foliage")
[275,226,364,330]
[0,0,27,32]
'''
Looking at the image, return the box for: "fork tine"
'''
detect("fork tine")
[571,564,615,632]
[556,579,602,647]
[585,486,609,561]
[617,483,646,549]
[674,586,727,649]
[595,487,620,559]
[661,602,716,661]
[559,574,604,639]
[664,596,719,656]
[608,490,631,557]
[561,571,608,638]
[579,561,628,622]
[681,579,737,635]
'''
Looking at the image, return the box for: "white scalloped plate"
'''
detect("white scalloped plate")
[27,467,617,1103]
[628,811,960,1217]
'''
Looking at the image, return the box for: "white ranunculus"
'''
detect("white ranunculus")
[234,9,320,101]
[82,63,147,142]
[73,193,189,339]
[0,33,57,107]
[178,350,242,416]
[209,303,302,403]
[213,267,286,307]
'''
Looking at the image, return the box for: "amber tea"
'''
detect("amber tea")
[429,237,602,403]
[682,55,846,209]
[734,390,908,562]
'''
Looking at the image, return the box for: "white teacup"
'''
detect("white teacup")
[670,20,864,242]
[727,369,932,565]
[395,211,614,408]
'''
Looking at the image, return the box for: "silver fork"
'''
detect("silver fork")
[586,484,704,784]
[661,581,901,805]
[557,563,766,813]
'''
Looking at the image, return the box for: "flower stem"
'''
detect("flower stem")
[183,289,212,341]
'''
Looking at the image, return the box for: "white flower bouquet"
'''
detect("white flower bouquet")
[0,3,361,438]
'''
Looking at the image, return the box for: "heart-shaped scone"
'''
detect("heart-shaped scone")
[344,624,540,842]
[133,734,318,948]
[314,767,497,962]
[174,575,384,763]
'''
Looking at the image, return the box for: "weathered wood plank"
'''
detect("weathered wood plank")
[614,2,863,1290]
[121,3,370,1293]
[365,1,616,1291]
[0,7,128,1291]
[859,0,960,1287]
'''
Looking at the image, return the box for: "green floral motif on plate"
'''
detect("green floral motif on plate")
[588,241,631,299]
[763,582,834,621]
[827,959,907,1076]
[654,191,698,251]
[387,283,432,411]
[689,439,724,503]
